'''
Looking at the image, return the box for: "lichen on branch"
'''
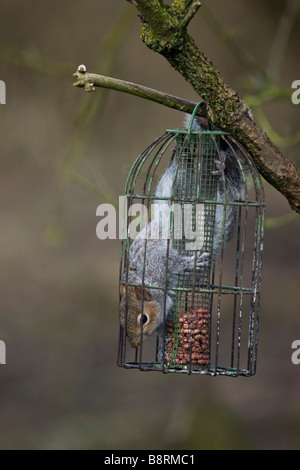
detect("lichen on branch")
[124,0,300,214]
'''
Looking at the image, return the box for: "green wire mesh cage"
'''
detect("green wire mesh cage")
[118,106,265,377]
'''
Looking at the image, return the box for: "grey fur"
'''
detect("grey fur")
[120,116,247,347]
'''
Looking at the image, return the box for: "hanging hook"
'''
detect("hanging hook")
[187,101,207,134]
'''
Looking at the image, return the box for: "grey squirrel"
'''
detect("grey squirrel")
[120,116,247,348]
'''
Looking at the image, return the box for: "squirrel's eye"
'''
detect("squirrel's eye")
[137,313,149,326]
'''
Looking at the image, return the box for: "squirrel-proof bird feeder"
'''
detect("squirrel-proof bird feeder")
[118,103,265,377]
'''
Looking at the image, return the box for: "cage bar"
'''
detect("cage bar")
[118,120,264,377]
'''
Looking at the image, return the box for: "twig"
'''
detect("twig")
[180,1,202,29]
[267,0,300,83]
[253,107,300,148]
[72,172,118,206]
[46,6,134,245]
[265,211,298,229]
[201,2,299,151]
[0,42,73,77]
[73,65,208,118]
[200,4,267,82]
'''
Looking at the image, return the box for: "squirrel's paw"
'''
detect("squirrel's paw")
[196,251,211,268]
[181,252,211,272]
[184,252,211,271]
[211,158,226,177]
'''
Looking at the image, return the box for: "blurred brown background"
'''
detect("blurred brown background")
[0,0,299,450]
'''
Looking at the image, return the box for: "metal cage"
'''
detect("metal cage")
[118,109,265,377]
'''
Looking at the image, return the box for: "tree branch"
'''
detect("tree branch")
[267,0,300,83]
[178,1,202,29]
[73,65,208,118]
[73,1,300,214]
[123,0,300,214]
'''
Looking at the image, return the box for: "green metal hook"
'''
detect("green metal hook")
[187,101,206,135]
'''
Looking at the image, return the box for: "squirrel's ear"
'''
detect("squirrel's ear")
[134,286,153,302]
[120,284,126,298]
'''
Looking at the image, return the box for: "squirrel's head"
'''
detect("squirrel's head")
[119,284,161,348]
